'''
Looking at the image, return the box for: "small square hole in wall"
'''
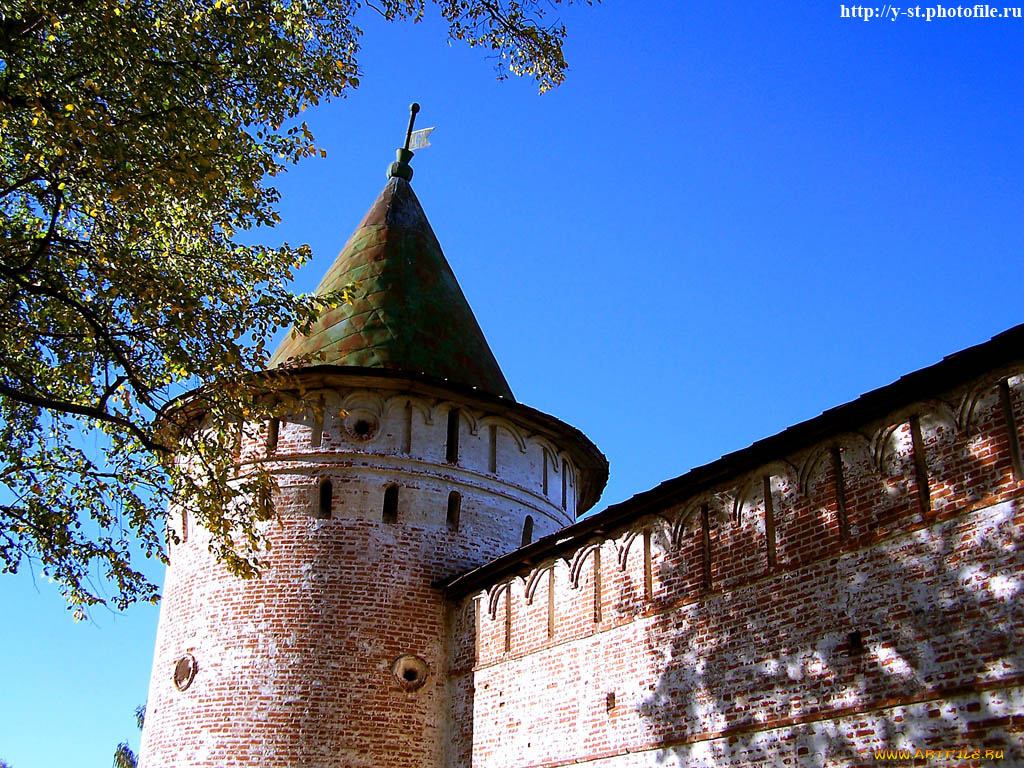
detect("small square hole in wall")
[847,630,864,655]
[605,692,616,712]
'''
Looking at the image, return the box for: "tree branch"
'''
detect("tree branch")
[3,270,164,414]
[0,173,45,199]
[0,380,171,454]
[98,374,129,410]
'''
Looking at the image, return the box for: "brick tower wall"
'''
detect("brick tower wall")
[453,372,1024,767]
[139,383,588,768]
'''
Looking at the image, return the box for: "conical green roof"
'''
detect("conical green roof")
[270,176,515,400]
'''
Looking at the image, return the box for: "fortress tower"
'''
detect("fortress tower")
[138,145,608,767]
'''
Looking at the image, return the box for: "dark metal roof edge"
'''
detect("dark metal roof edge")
[442,323,1024,597]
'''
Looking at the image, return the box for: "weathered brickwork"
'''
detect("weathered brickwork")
[232,383,587,534]
[136,153,1024,768]
[138,376,604,768]
[455,372,1024,767]
[135,160,1024,767]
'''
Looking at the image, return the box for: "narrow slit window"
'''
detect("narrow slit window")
[403,401,413,454]
[488,425,498,473]
[310,413,324,448]
[318,478,333,519]
[382,485,399,523]
[257,487,273,520]
[446,408,460,464]
[542,455,549,496]
[521,515,534,547]
[181,508,188,543]
[233,416,244,459]
[266,418,280,455]
[447,491,462,531]
[561,459,568,509]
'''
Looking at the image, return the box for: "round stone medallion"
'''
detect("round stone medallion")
[391,654,429,691]
[343,410,379,442]
[173,653,198,691]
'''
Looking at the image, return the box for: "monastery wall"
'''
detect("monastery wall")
[451,372,1024,767]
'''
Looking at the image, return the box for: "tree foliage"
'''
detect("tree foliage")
[112,704,145,768]
[0,0,590,616]
[112,742,137,768]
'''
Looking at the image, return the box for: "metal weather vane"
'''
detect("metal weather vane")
[388,102,434,181]
[404,102,435,151]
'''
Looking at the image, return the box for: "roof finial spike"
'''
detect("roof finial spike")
[403,102,421,152]
[387,102,420,182]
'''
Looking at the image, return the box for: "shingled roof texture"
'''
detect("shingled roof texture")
[270,177,514,401]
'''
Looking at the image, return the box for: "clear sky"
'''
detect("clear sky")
[2,2,1022,765]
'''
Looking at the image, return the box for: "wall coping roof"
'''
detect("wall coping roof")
[442,323,1024,596]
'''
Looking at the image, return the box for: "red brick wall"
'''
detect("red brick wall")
[139,384,593,768]
[144,517,462,767]
[457,374,1024,767]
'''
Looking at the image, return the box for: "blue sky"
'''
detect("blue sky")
[2,2,1022,765]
